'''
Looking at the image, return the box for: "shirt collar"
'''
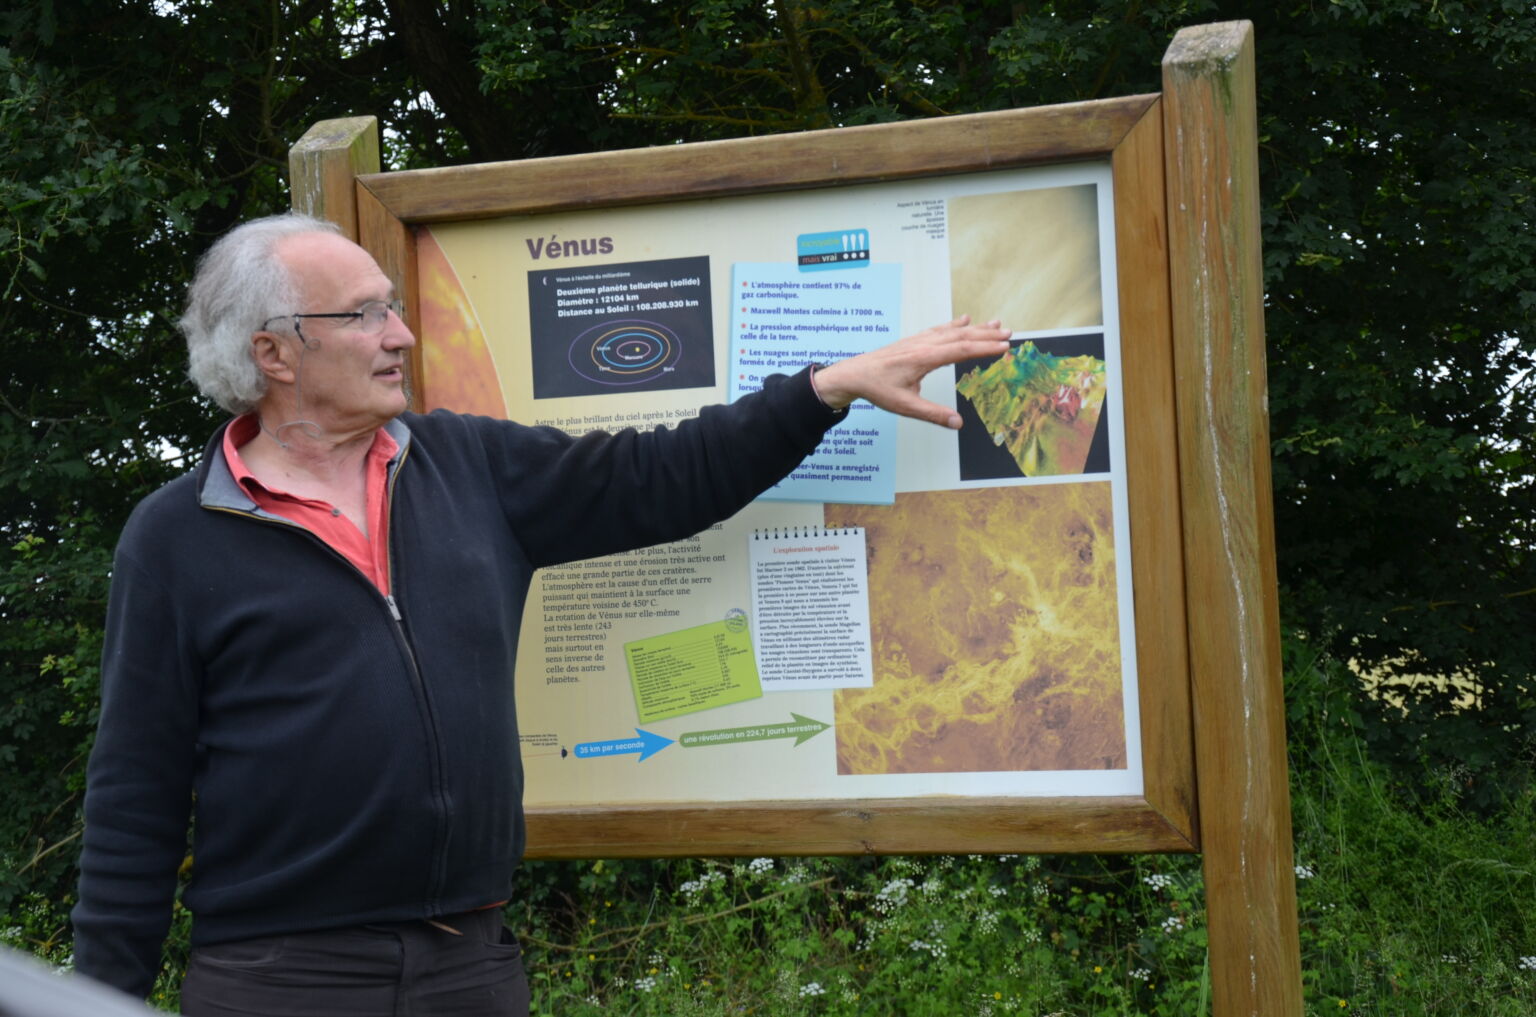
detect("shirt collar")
[199,414,413,512]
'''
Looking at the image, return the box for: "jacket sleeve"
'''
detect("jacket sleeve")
[71,541,199,1000]
[476,367,846,569]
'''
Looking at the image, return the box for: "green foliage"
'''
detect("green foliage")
[505,852,1217,1016]
[1286,647,1536,1015]
[0,521,107,919]
[1,11,207,944]
[1253,0,1536,805]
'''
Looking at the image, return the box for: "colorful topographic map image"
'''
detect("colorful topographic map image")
[827,486,1126,775]
[955,338,1108,480]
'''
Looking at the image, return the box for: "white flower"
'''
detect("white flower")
[678,869,725,901]
[1130,967,1151,982]
[799,981,825,997]
[1142,873,1174,890]
[748,857,774,874]
[874,877,915,913]
[634,976,657,993]
[1519,955,1536,970]
[1294,863,1316,879]
[1160,915,1184,934]
[989,885,1008,897]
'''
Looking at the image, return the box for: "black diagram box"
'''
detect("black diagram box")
[528,255,715,399]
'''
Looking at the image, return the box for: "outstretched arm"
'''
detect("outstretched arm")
[810,315,1012,429]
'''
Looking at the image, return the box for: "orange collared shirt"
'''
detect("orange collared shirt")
[222,415,399,595]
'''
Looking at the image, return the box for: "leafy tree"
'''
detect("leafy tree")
[0,0,408,948]
[1,38,209,953]
[1253,2,1534,801]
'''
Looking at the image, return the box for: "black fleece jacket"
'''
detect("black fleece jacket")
[71,368,843,998]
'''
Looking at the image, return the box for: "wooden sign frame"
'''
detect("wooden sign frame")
[289,21,1299,1015]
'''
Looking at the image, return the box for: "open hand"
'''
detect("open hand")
[811,315,1013,429]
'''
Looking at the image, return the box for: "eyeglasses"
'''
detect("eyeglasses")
[262,299,404,335]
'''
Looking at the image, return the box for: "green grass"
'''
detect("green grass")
[1287,702,1536,1014]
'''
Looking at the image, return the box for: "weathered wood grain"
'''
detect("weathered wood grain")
[357,96,1158,223]
[288,116,379,239]
[1113,98,1199,848]
[355,183,422,401]
[527,796,1193,858]
[1163,20,1304,1017]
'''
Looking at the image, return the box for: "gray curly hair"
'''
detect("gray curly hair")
[181,212,341,414]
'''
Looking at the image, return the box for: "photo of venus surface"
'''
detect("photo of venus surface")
[827,485,1126,775]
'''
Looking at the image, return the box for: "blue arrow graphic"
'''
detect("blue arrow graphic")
[572,728,674,762]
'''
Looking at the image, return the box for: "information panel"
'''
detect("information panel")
[413,163,1143,807]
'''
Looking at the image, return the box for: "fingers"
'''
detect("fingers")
[812,316,1013,424]
[869,389,962,430]
[911,320,1012,370]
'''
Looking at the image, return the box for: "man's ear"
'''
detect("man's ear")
[251,330,297,384]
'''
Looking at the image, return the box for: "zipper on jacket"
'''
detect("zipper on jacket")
[381,443,457,916]
[205,438,457,917]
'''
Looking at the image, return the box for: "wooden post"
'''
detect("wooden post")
[288,116,380,239]
[1162,22,1303,1017]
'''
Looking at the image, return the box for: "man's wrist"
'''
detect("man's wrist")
[808,362,853,411]
[808,363,830,407]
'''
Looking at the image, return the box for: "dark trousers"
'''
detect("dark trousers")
[179,909,530,1017]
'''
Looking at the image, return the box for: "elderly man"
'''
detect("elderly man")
[71,212,1011,1014]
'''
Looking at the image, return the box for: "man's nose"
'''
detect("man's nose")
[382,306,417,348]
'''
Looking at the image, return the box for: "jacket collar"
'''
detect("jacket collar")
[196,415,413,513]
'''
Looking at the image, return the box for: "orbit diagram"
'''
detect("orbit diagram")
[569,319,682,387]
